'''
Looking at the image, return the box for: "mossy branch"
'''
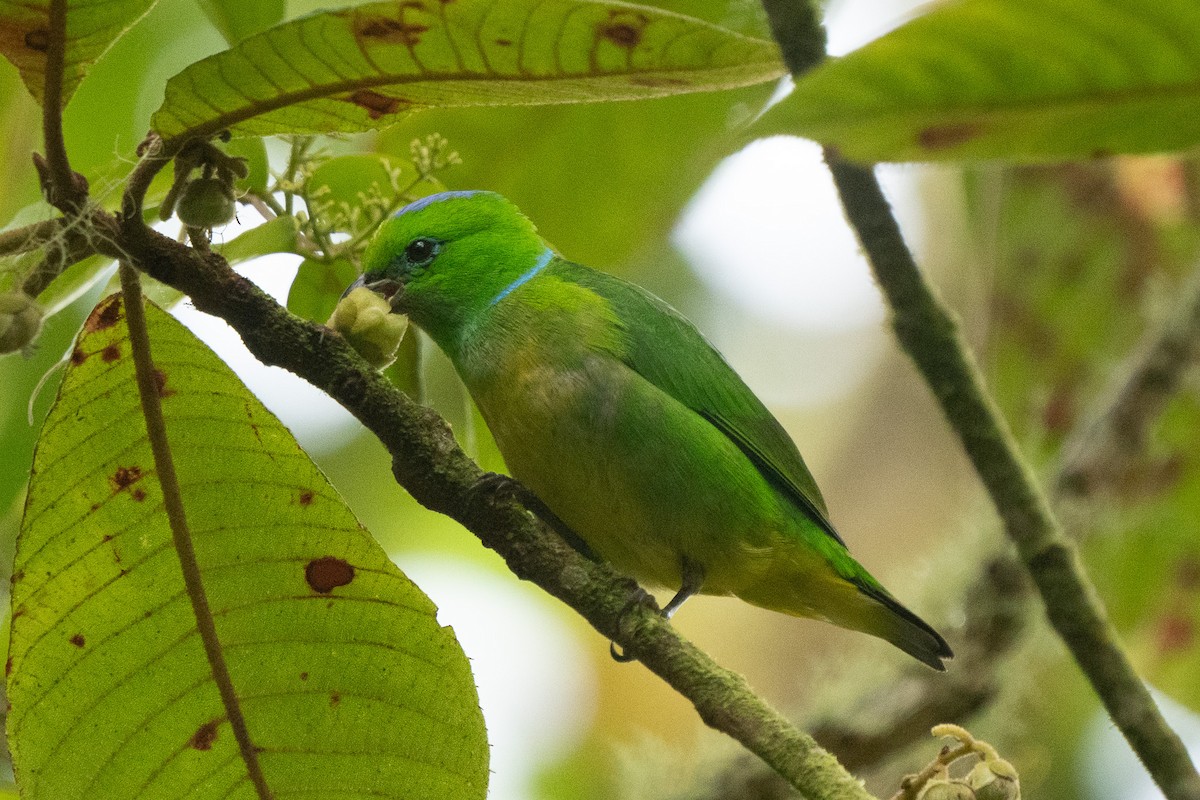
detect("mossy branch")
[761,2,1200,797]
[71,196,875,799]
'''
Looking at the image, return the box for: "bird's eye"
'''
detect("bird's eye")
[404,238,439,265]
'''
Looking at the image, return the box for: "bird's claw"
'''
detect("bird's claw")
[609,584,658,664]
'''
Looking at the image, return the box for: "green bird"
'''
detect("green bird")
[349,190,952,670]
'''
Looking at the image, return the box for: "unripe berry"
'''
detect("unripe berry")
[0,292,44,355]
[967,758,1020,800]
[918,780,975,800]
[176,177,236,228]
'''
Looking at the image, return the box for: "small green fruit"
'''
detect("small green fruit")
[0,292,44,355]
[327,287,408,369]
[967,758,1019,800]
[918,780,975,800]
[176,177,236,228]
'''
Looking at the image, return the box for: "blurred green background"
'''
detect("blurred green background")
[3,0,1200,798]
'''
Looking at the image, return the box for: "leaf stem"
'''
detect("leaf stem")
[38,0,86,214]
[117,262,274,800]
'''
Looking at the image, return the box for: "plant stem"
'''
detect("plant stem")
[117,262,273,800]
[826,148,1200,800]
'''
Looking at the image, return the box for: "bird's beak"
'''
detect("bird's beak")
[341,274,368,299]
[343,274,405,311]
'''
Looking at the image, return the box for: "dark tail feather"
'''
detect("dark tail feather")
[853,580,953,671]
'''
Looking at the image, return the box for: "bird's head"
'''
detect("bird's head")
[349,190,549,351]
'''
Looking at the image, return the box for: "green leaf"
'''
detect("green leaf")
[150,0,784,143]
[216,214,301,263]
[289,257,359,323]
[9,294,488,799]
[756,0,1200,162]
[0,0,158,105]
[197,0,284,46]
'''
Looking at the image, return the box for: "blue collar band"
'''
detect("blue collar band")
[489,248,553,307]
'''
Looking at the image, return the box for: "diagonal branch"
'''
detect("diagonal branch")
[109,209,878,799]
[760,3,1200,799]
[823,137,1200,800]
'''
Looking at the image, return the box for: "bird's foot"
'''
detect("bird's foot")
[609,584,658,664]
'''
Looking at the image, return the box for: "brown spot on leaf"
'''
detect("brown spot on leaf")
[189,720,220,750]
[85,297,122,332]
[916,122,983,151]
[24,29,49,52]
[305,556,355,594]
[299,672,309,681]
[598,11,648,49]
[599,22,642,48]
[111,465,143,493]
[356,17,429,45]
[101,344,121,362]
[154,369,174,397]
[70,347,87,365]
[102,534,113,542]
[132,488,146,502]
[330,691,341,706]
[5,658,11,677]
[69,634,85,648]
[298,491,314,506]
[347,89,405,120]
[494,38,513,46]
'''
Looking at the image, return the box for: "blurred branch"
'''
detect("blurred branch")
[1055,266,1200,502]
[757,2,1200,799]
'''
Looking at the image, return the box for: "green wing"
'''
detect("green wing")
[556,261,845,548]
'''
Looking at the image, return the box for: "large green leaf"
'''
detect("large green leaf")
[756,0,1200,162]
[0,0,157,105]
[10,294,488,799]
[150,0,784,143]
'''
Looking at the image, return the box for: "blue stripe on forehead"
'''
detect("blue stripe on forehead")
[394,190,483,218]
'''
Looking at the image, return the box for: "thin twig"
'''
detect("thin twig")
[759,2,1200,797]
[117,262,273,800]
[38,0,86,213]
[823,151,1200,800]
